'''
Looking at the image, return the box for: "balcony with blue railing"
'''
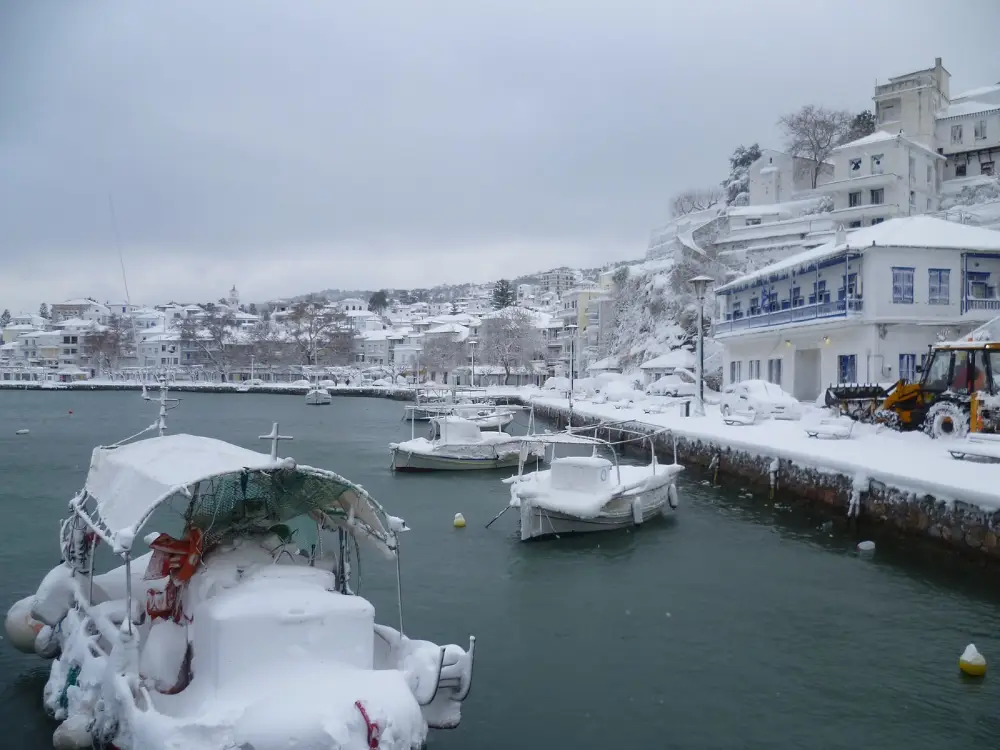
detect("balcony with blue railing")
[714,298,863,335]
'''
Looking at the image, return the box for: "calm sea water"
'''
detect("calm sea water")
[1,390,999,749]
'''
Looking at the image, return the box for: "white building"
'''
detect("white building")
[825,131,944,228]
[938,85,1000,180]
[714,216,1000,400]
[748,149,832,205]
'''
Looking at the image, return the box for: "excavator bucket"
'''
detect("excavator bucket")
[824,383,892,421]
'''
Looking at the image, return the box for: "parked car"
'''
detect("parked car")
[646,372,697,397]
[719,380,802,420]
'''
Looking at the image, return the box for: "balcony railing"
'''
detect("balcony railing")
[964,298,1000,312]
[715,299,863,334]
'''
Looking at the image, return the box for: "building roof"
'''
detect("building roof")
[717,216,1000,293]
[951,83,1000,101]
[833,130,944,160]
[639,349,696,370]
[937,100,1000,120]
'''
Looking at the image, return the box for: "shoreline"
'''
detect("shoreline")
[0,381,416,400]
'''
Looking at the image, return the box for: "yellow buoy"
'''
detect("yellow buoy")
[959,644,987,677]
[453,513,466,528]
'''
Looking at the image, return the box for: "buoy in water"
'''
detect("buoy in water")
[857,540,876,554]
[453,513,466,528]
[960,643,987,677]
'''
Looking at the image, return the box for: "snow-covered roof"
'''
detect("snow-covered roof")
[937,100,1000,120]
[717,216,1000,292]
[639,349,696,370]
[833,130,944,160]
[85,435,280,535]
[59,318,96,329]
[586,356,620,371]
[56,298,107,308]
[425,323,470,338]
[951,83,1000,101]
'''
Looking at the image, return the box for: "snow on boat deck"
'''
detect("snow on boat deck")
[516,393,1000,512]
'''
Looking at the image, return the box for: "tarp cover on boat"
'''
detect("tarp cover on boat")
[83,434,395,553]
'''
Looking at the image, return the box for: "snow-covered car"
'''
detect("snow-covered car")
[719,380,802,420]
[646,373,697,397]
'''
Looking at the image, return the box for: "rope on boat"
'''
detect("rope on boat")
[354,700,381,749]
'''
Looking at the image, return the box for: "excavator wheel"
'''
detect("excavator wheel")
[873,409,901,431]
[923,401,969,440]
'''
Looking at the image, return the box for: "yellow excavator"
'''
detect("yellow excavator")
[825,318,1000,439]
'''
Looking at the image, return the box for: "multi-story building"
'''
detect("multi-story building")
[714,216,1000,400]
[49,299,111,325]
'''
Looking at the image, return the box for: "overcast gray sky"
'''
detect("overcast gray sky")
[1,0,998,311]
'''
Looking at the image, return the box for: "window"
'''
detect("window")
[966,271,991,300]
[975,119,987,141]
[928,269,950,305]
[926,164,933,184]
[909,190,916,209]
[746,218,762,226]
[749,359,761,379]
[951,124,963,144]
[892,267,914,303]
[984,162,995,177]
[850,158,862,172]
[956,163,967,177]
[871,154,884,174]
[927,198,933,211]
[899,353,917,382]
[729,360,742,383]
[848,191,862,207]
[870,188,884,205]
[908,155,916,180]
[871,217,885,225]
[838,354,857,384]
[767,358,782,386]
[849,220,862,228]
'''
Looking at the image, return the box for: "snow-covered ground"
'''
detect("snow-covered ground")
[490,383,1000,512]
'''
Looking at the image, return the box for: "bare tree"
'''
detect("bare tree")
[479,308,542,385]
[778,105,852,188]
[286,297,351,365]
[670,187,723,218]
[245,323,287,369]
[421,335,467,377]
[178,304,238,378]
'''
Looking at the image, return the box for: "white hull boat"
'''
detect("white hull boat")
[305,387,333,405]
[4,385,475,750]
[498,429,683,541]
[391,416,542,472]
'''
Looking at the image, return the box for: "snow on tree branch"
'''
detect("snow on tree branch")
[478,307,542,384]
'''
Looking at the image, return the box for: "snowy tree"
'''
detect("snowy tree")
[368,290,389,315]
[246,323,287,368]
[778,105,852,188]
[843,110,877,144]
[479,307,542,384]
[721,143,761,206]
[671,187,723,217]
[420,335,467,376]
[285,296,351,365]
[179,304,238,378]
[39,302,49,320]
[491,279,516,310]
[248,302,258,316]
[85,314,130,371]
[0,309,10,327]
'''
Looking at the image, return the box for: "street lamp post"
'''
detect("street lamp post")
[688,275,713,417]
[468,339,477,388]
[567,324,578,427]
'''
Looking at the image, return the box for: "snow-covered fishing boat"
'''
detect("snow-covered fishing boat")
[305,386,333,405]
[497,429,683,541]
[4,385,475,750]
[424,403,519,436]
[390,415,542,471]
[405,387,488,421]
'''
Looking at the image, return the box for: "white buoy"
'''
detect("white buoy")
[453,513,466,528]
[15,429,29,435]
[4,596,43,653]
[856,540,876,554]
[960,643,987,677]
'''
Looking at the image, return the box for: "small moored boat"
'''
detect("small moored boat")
[4,385,476,750]
[499,429,683,541]
[305,387,333,405]
[390,415,542,471]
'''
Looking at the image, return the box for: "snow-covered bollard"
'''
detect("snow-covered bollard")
[453,513,466,529]
[960,644,987,677]
[856,540,875,554]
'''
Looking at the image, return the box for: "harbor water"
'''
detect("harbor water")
[1,390,999,749]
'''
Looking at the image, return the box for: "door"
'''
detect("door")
[793,349,821,401]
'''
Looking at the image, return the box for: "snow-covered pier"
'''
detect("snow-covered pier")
[522,395,1000,564]
[0,381,415,400]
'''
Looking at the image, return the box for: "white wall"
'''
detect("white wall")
[829,137,940,219]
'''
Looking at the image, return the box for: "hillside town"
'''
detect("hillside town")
[2,57,1000,400]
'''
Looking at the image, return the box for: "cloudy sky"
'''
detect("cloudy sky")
[1,0,998,311]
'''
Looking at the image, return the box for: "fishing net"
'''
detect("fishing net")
[182,467,372,548]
